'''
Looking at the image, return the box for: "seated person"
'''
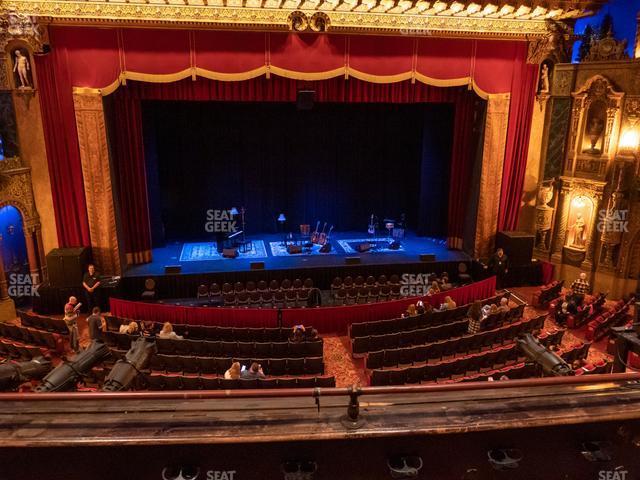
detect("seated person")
[415,300,431,315]
[438,296,457,311]
[159,322,183,340]
[555,301,570,327]
[119,321,139,335]
[241,362,265,380]
[482,303,499,319]
[405,304,417,317]
[439,272,452,290]
[467,301,483,334]
[290,325,306,343]
[498,297,510,313]
[304,327,319,341]
[225,361,241,380]
[426,281,441,296]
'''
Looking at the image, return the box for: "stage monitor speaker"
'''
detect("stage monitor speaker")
[389,241,401,250]
[356,243,372,253]
[345,257,361,265]
[250,261,265,270]
[164,265,182,274]
[419,254,436,262]
[222,248,238,259]
[46,247,92,288]
[297,90,315,110]
[319,243,332,253]
[495,231,534,267]
[287,244,303,254]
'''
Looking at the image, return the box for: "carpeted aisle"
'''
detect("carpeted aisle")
[322,336,368,387]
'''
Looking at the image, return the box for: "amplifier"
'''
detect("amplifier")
[287,244,303,254]
[222,248,238,259]
[46,247,92,288]
[356,243,372,253]
[495,231,534,267]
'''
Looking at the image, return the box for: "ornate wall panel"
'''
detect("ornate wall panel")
[474,93,510,259]
[543,97,572,180]
[72,91,120,275]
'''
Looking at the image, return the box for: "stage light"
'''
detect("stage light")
[0,357,52,391]
[229,207,239,215]
[102,337,157,391]
[516,333,572,376]
[619,128,640,152]
[278,213,286,223]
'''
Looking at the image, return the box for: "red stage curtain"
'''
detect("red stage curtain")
[498,47,539,231]
[111,89,153,264]
[109,276,495,333]
[35,50,91,247]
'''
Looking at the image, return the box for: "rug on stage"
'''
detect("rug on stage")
[179,241,268,262]
[337,237,405,254]
[269,241,337,257]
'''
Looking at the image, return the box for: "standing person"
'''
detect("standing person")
[64,296,81,353]
[82,264,101,313]
[467,301,483,334]
[87,307,105,342]
[486,248,509,289]
[570,272,590,302]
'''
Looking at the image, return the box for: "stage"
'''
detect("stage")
[119,231,471,299]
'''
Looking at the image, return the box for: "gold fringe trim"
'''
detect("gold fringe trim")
[83,67,513,98]
[126,250,153,265]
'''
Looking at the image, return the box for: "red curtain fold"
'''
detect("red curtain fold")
[111,76,477,256]
[35,51,91,248]
[111,90,153,264]
[109,276,496,333]
[498,46,538,231]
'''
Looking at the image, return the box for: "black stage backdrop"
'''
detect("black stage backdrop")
[143,101,453,244]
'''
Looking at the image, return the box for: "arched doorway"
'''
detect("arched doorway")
[0,205,29,305]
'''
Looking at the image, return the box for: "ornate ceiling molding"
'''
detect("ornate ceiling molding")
[0,0,607,38]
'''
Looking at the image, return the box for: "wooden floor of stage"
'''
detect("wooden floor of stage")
[124,231,469,277]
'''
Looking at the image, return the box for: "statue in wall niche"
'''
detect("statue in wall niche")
[570,212,587,248]
[12,49,31,89]
[539,64,550,93]
[586,116,605,153]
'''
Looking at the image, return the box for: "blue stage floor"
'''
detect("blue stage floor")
[124,231,470,277]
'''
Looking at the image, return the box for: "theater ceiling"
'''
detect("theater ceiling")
[1,0,608,38]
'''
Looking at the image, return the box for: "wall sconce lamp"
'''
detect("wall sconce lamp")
[619,128,640,154]
[572,195,587,208]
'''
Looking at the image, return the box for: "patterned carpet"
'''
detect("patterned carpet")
[322,336,368,387]
[269,241,337,257]
[179,241,267,261]
[337,237,405,254]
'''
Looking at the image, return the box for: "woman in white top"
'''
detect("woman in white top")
[158,322,184,340]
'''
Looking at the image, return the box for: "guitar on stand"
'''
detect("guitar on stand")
[310,221,321,244]
[319,225,334,253]
[313,222,327,245]
[368,214,376,237]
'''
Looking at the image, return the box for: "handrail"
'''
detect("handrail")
[1,372,638,402]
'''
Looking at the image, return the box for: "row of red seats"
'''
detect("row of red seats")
[557,341,591,364]
[108,349,324,376]
[364,315,546,373]
[105,331,323,358]
[0,323,65,353]
[139,373,336,390]
[0,338,50,361]
[585,298,633,342]
[17,310,69,335]
[573,359,612,376]
[531,280,564,307]
[349,293,509,338]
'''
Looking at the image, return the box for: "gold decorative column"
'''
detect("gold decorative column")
[474,93,510,258]
[72,89,121,275]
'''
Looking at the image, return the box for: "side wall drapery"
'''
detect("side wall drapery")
[35,51,91,248]
[498,46,539,232]
[111,90,153,264]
